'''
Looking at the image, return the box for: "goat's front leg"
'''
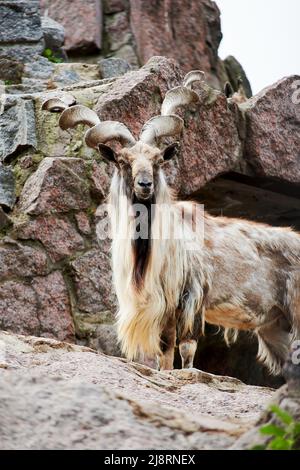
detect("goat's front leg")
[178,310,202,368]
[158,315,176,371]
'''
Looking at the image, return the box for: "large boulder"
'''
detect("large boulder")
[130,0,222,83]
[40,0,102,53]
[243,75,300,183]
[0,331,274,450]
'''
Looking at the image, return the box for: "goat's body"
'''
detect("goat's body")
[202,215,300,373]
[110,169,300,374]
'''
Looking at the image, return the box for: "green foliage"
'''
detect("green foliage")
[4,79,13,86]
[252,405,300,450]
[43,48,63,64]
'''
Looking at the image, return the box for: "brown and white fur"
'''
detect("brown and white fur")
[42,72,300,374]
[108,143,300,374]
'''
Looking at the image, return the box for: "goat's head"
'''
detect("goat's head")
[42,71,204,202]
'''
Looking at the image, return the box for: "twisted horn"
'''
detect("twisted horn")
[85,121,136,148]
[42,93,76,112]
[139,115,184,145]
[161,86,199,116]
[183,70,205,89]
[59,104,100,130]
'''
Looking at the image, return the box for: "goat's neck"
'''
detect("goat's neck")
[109,170,174,290]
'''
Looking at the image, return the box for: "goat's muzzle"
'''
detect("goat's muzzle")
[134,176,154,201]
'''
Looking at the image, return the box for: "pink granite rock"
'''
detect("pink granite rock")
[0,238,48,279]
[40,0,102,53]
[0,273,74,341]
[71,248,116,315]
[18,157,91,215]
[243,75,300,184]
[130,0,222,80]
[33,271,75,342]
[15,215,85,262]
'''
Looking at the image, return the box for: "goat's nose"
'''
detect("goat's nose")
[138,179,152,188]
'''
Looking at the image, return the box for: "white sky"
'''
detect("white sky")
[215,0,300,94]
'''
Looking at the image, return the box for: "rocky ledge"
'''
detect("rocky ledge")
[0,331,274,450]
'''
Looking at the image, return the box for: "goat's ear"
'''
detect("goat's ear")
[162,142,180,161]
[98,143,117,164]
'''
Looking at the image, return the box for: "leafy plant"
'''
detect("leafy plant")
[4,79,13,86]
[43,48,63,64]
[252,405,300,450]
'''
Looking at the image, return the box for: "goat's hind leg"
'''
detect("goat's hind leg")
[158,315,176,371]
[256,309,291,375]
[178,311,202,369]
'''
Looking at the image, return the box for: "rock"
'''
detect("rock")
[32,271,75,341]
[74,212,92,235]
[0,164,15,209]
[15,215,85,262]
[178,84,242,195]
[232,354,300,450]
[0,331,274,450]
[98,57,132,79]
[0,57,24,84]
[105,11,131,52]
[0,0,44,76]
[50,63,101,87]
[224,55,252,98]
[41,15,67,60]
[0,281,40,336]
[71,248,116,315]
[0,96,37,162]
[22,59,101,91]
[243,75,300,184]
[90,160,112,199]
[40,0,102,53]
[0,275,74,341]
[18,157,92,215]
[113,44,139,67]
[0,1,43,45]
[0,238,48,279]
[130,0,222,85]
[22,56,55,86]
[89,323,121,356]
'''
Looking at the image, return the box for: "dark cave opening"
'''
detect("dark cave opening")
[175,172,300,388]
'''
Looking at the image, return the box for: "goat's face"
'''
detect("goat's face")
[98,141,179,202]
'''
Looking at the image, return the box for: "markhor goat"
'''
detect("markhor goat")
[43,72,300,374]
